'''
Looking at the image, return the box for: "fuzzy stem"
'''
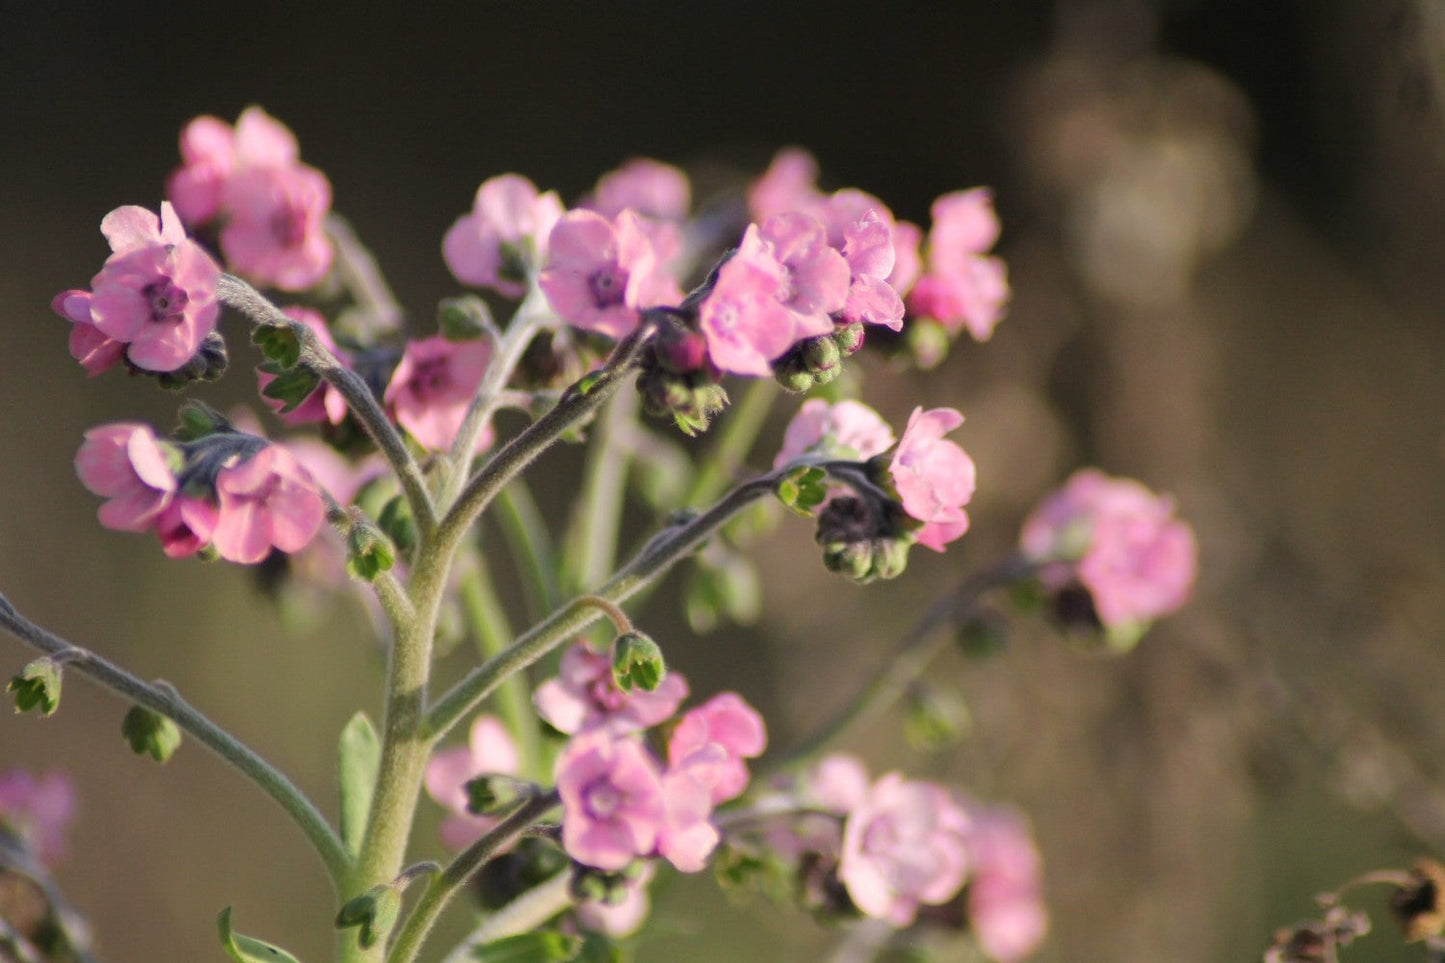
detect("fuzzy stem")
[386,791,560,963]
[0,592,351,887]
[217,275,437,542]
[441,871,573,960]
[425,471,781,742]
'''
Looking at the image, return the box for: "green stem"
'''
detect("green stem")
[458,553,542,781]
[0,592,351,888]
[444,871,573,959]
[430,323,654,573]
[386,791,560,963]
[563,386,638,595]
[425,472,781,741]
[494,481,562,621]
[773,555,1035,769]
[217,275,438,543]
[683,378,778,506]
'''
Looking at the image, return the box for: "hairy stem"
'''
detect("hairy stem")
[0,592,350,887]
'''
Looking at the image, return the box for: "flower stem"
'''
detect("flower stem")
[458,552,542,781]
[424,471,782,742]
[440,871,573,961]
[217,274,438,542]
[0,592,351,888]
[773,555,1035,769]
[386,791,560,963]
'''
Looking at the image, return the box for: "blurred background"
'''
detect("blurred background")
[5,0,1445,959]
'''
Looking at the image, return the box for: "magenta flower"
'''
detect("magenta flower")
[0,769,77,866]
[443,174,564,298]
[907,189,1010,341]
[587,158,690,221]
[696,248,798,376]
[775,399,895,468]
[423,714,521,850]
[383,335,493,452]
[75,423,179,532]
[256,307,350,426]
[556,729,667,871]
[51,289,124,376]
[533,642,689,735]
[888,407,976,551]
[167,107,334,291]
[209,444,326,564]
[87,203,221,373]
[838,773,972,927]
[1019,469,1197,627]
[539,210,679,339]
[962,804,1048,962]
[666,692,767,805]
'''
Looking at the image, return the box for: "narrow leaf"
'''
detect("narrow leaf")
[218,906,303,963]
[338,712,380,856]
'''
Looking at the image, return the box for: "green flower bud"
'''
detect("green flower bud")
[9,657,61,716]
[611,631,665,692]
[437,295,493,341]
[122,705,182,763]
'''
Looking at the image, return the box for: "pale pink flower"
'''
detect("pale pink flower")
[963,804,1048,962]
[51,289,124,376]
[74,423,178,531]
[803,754,871,814]
[220,164,334,290]
[888,407,976,551]
[556,729,667,871]
[539,210,679,339]
[167,107,334,291]
[587,158,690,221]
[886,221,924,297]
[1020,469,1197,627]
[423,715,521,850]
[666,692,767,805]
[750,212,850,325]
[907,189,1010,341]
[576,863,655,937]
[210,444,326,564]
[839,210,905,331]
[533,642,688,735]
[256,307,351,426]
[839,773,972,926]
[443,174,564,298]
[383,336,493,452]
[654,763,721,872]
[0,769,77,866]
[697,246,798,376]
[761,753,872,863]
[88,203,221,372]
[775,398,896,468]
[748,148,823,222]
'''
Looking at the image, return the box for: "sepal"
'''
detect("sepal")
[9,658,61,716]
[610,632,665,693]
[121,705,182,762]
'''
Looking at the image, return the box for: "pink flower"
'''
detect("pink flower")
[838,773,972,927]
[888,407,976,551]
[74,423,179,531]
[556,729,667,871]
[533,642,689,735]
[587,158,690,221]
[886,221,924,297]
[256,307,350,426]
[209,444,326,564]
[907,189,1010,341]
[803,754,871,814]
[0,769,77,866]
[443,174,564,298]
[774,399,895,468]
[749,213,850,326]
[51,289,124,376]
[167,107,334,291]
[383,336,493,452]
[1020,469,1197,627]
[87,203,221,372]
[666,692,767,805]
[839,210,905,331]
[962,804,1048,962]
[696,247,799,376]
[423,714,521,850]
[654,764,721,872]
[539,210,679,339]
[155,496,218,559]
[748,148,823,222]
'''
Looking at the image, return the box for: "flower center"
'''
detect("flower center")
[586,781,622,819]
[269,203,307,248]
[144,278,189,325]
[588,264,627,309]
[409,357,451,400]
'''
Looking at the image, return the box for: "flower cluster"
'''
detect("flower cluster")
[75,421,325,564]
[168,107,333,290]
[1020,469,1198,633]
[53,203,221,375]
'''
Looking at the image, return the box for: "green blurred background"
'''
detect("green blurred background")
[5,1,1445,959]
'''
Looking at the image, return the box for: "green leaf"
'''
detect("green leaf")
[775,465,828,518]
[252,323,303,368]
[470,931,582,962]
[337,712,380,857]
[335,885,401,950]
[121,705,181,763]
[218,906,303,962]
[9,658,61,716]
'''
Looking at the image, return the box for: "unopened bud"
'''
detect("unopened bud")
[832,321,866,356]
[122,705,181,763]
[611,631,665,692]
[437,296,492,341]
[9,657,61,716]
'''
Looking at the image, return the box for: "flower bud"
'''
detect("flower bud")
[611,631,665,693]
[154,331,229,390]
[653,322,709,374]
[464,774,526,815]
[121,705,182,763]
[377,495,416,555]
[436,295,493,341]
[903,685,971,751]
[832,321,866,356]
[8,658,61,716]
